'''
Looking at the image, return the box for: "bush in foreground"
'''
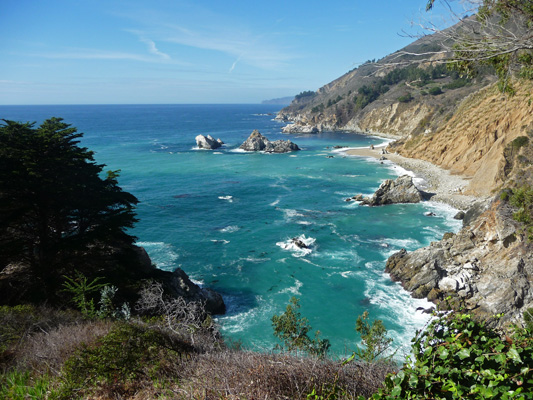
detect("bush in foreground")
[370,311,533,399]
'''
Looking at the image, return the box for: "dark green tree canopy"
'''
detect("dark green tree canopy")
[0,118,138,280]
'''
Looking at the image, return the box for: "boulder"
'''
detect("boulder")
[453,211,466,220]
[361,175,423,206]
[239,130,300,153]
[196,134,223,150]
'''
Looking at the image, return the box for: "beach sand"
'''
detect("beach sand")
[343,145,484,210]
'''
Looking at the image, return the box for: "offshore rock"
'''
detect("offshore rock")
[196,134,223,150]
[385,198,533,328]
[240,130,300,153]
[361,175,423,206]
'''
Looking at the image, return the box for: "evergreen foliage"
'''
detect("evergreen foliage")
[0,118,138,289]
[295,90,317,101]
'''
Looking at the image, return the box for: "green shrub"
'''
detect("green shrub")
[397,93,413,103]
[355,311,394,363]
[525,308,533,332]
[444,78,469,89]
[509,185,533,240]
[0,370,54,400]
[369,311,533,399]
[58,322,187,398]
[511,136,530,150]
[428,86,443,95]
[272,297,330,358]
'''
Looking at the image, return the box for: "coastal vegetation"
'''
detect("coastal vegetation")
[2,1,533,399]
[0,118,139,306]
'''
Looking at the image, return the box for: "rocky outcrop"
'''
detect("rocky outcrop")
[239,130,300,153]
[0,243,226,315]
[282,123,319,134]
[385,198,533,328]
[160,268,226,315]
[196,134,223,150]
[358,175,424,206]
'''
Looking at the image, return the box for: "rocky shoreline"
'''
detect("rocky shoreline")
[343,143,532,329]
[343,144,485,210]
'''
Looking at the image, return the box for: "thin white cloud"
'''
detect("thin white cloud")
[119,6,297,71]
[163,28,294,70]
[139,37,171,60]
[228,56,241,73]
[33,47,190,66]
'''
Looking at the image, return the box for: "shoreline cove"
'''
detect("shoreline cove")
[342,144,485,211]
[0,104,470,354]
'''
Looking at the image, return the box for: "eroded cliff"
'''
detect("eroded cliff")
[391,81,533,196]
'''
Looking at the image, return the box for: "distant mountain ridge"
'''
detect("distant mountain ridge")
[261,96,294,105]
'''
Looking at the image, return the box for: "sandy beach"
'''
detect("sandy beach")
[343,145,483,210]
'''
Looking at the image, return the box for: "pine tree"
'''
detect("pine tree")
[0,118,138,289]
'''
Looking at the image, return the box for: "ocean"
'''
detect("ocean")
[0,104,461,356]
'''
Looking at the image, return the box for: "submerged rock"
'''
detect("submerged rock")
[196,134,223,150]
[239,130,300,153]
[360,175,423,206]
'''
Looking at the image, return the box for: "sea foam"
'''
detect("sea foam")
[276,234,316,257]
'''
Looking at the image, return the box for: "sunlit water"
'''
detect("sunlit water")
[0,104,461,356]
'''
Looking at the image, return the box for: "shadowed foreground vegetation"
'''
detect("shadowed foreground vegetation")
[0,295,394,400]
[2,291,533,399]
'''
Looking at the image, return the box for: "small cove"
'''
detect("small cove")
[0,104,462,355]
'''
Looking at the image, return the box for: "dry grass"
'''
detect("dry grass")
[15,319,114,375]
[159,350,395,399]
[1,298,395,399]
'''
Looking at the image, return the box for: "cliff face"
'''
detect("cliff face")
[278,17,497,139]
[386,198,533,328]
[277,16,533,327]
[391,81,533,196]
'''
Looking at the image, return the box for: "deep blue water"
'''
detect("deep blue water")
[0,104,460,355]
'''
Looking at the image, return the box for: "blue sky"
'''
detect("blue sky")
[1,0,469,104]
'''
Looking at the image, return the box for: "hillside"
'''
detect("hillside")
[278,17,496,136]
[391,81,533,196]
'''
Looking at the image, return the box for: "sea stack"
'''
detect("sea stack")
[196,134,223,150]
[239,130,300,153]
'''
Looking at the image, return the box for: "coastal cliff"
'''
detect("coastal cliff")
[276,16,533,326]
[386,198,533,328]
[390,81,533,196]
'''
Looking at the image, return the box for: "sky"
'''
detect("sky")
[0,0,471,104]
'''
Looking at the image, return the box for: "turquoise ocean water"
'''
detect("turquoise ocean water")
[0,104,461,355]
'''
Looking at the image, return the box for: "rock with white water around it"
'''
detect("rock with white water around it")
[276,235,315,256]
[385,198,533,329]
[360,175,423,206]
[239,130,300,153]
[196,134,223,150]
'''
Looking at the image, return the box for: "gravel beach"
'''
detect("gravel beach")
[343,145,485,210]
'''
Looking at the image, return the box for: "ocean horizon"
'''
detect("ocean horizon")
[0,104,461,355]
